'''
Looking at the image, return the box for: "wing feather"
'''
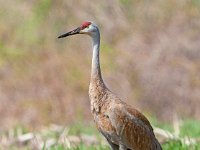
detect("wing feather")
[108,102,161,150]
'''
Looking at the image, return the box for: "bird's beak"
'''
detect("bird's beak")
[58,27,81,38]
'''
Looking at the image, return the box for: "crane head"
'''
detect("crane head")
[58,21,98,38]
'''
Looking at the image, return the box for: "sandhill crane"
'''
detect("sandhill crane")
[58,21,162,150]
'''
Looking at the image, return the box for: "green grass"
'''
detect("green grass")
[49,144,109,150]
[180,119,200,137]
[1,120,200,150]
[42,119,200,150]
[162,140,200,150]
[67,122,103,136]
[47,140,200,150]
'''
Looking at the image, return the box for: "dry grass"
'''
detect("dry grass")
[0,120,200,150]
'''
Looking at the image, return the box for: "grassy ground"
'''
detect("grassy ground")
[1,120,200,150]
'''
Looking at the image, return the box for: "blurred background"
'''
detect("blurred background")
[0,0,200,132]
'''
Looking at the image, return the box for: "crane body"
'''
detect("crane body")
[58,21,162,150]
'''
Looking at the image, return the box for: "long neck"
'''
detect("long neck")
[90,30,104,86]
